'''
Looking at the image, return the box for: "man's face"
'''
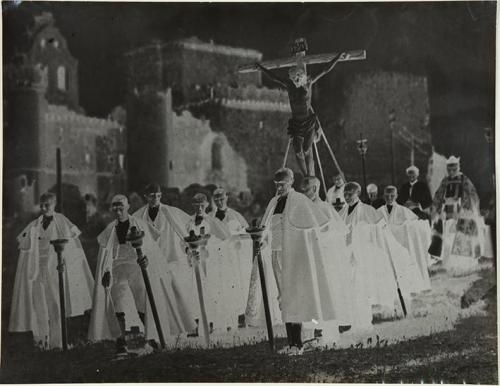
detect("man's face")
[213,195,227,210]
[193,202,208,216]
[344,189,359,205]
[275,180,293,197]
[40,199,56,216]
[447,164,460,178]
[384,191,397,205]
[368,191,378,201]
[407,171,418,183]
[145,192,162,208]
[111,198,129,221]
[334,176,344,187]
[301,181,317,201]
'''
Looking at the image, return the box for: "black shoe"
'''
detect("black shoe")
[238,314,246,328]
[187,328,199,338]
[339,325,352,333]
[314,329,323,338]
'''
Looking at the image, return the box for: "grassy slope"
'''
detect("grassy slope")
[1,301,496,383]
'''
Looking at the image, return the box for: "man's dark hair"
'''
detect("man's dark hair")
[40,192,56,203]
[144,183,161,195]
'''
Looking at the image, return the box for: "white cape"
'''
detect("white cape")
[378,204,432,292]
[339,202,418,312]
[88,216,196,343]
[9,213,94,342]
[209,208,253,319]
[247,190,350,324]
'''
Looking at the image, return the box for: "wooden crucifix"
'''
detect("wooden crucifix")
[239,38,366,178]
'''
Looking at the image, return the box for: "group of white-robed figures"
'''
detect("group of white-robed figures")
[8,155,489,355]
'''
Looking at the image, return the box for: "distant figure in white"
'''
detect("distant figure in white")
[339,182,424,318]
[326,174,346,206]
[378,186,432,291]
[185,193,232,334]
[9,192,94,349]
[210,188,253,328]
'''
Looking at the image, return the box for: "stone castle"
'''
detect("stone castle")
[4,13,126,217]
[4,14,432,217]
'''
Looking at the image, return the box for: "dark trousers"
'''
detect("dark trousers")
[285,322,303,348]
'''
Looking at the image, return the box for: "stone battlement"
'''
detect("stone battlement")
[45,104,118,130]
[126,36,262,60]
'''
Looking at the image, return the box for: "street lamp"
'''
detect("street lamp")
[356,133,368,197]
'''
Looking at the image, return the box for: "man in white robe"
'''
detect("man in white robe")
[253,168,347,355]
[339,182,420,317]
[210,188,252,328]
[185,193,232,334]
[133,183,195,335]
[88,195,195,356]
[301,176,372,339]
[378,186,432,292]
[326,174,346,205]
[9,192,94,349]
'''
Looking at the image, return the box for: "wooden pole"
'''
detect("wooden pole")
[56,148,63,213]
[50,239,69,351]
[127,227,166,349]
[193,252,211,347]
[247,220,274,351]
[390,126,396,185]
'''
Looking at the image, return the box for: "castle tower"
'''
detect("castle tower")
[28,12,80,110]
[124,37,292,196]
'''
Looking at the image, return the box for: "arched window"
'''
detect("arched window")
[57,66,66,90]
[211,139,223,171]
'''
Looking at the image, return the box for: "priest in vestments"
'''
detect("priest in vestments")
[378,186,432,292]
[9,192,94,349]
[248,168,349,355]
[185,193,233,333]
[430,156,483,276]
[339,182,420,316]
[397,165,433,221]
[210,188,252,328]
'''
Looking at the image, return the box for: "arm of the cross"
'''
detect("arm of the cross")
[238,50,366,73]
[254,62,288,87]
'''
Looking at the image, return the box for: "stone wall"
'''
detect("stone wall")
[168,110,248,192]
[37,104,126,202]
[332,71,431,190]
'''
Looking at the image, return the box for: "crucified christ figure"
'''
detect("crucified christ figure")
[255,52,345,177]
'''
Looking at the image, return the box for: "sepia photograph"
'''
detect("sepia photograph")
[1,1,497,383]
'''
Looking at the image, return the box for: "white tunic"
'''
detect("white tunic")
[378,204,432,292]
[9,214,94,349]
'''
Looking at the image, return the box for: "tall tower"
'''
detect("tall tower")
[27,12,80,111]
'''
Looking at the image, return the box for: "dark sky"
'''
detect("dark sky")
[3,1,496,120]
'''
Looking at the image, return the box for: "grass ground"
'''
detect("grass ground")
[1,272,496,383]
[1,218,497,383]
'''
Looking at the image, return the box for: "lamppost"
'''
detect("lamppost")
[388,110,396,185]
[484,127,496,271]
[356,133,368,197]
